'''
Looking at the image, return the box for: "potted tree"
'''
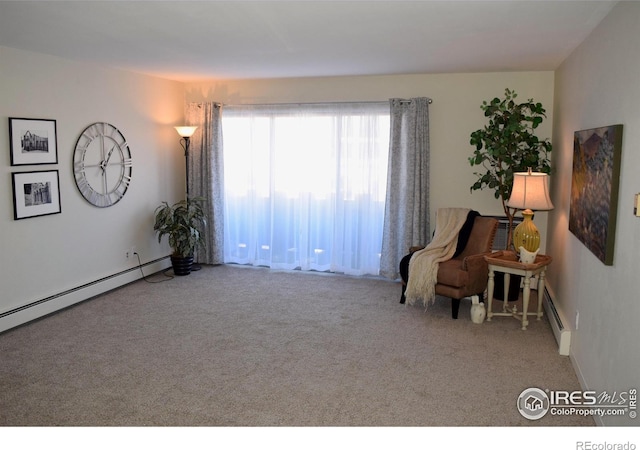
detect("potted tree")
[468,88,552,299]
[154,197,206,276]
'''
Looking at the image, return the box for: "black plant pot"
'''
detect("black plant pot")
[492,272,521,302]
[171,255,194,276]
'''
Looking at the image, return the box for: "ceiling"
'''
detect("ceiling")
[0,1,617,82]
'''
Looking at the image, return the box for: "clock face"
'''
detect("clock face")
[73,122,132,207]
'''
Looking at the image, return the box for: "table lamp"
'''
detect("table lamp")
[506,169,554,253]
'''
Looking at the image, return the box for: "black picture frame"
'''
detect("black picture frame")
[569,124,623,265]
[9,117,58,166]
[11,170,62,220]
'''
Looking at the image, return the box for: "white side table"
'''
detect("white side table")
[485,251,552,330]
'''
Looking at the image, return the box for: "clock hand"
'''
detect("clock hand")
[99,144,119,192]
[99,144,117,173]
[103,165,109,194]
[105,144,116,165]
[98,134,106,172]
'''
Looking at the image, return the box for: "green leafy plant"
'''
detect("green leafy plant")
[153,198,206,258]
[469,88,552,247]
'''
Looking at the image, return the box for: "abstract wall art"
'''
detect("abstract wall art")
[569,124,623,266]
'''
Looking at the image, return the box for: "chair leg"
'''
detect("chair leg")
[451,298,461,319]
[399,253,411,304]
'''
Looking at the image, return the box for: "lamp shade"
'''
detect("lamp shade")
[174,126,197,138]
[507,171,553,253]
[506,172,554,211]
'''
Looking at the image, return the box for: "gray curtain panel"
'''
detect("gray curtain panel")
[379,97,431,279]
[185,102,225,265]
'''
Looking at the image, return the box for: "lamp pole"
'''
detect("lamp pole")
[174,126,198,200]
[180,135,191,199]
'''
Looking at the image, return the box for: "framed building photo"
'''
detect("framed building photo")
[11,170,62,220]
[569,124,623,266]
[9,117,58,165]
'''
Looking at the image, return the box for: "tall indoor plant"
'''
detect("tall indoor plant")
[154,197,206,276]
[469,88,552,249]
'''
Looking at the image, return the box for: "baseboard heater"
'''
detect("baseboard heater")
[0,256,170,334]
[543,287,571,356]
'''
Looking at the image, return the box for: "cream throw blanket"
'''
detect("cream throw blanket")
[405,208,471,308]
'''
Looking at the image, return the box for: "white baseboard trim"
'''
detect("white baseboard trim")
[0,257,171,334]
[543,287,572,356]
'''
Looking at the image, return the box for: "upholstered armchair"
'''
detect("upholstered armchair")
[400,214,499,319]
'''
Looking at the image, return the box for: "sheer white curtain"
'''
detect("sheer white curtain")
[222,102,390,275]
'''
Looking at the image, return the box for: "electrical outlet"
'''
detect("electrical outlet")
[125,246,137,259]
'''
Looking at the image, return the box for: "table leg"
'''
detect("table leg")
[487,267,495,322]
[537,269,546,320]
[502,273,510,312]
[521,275,531,330]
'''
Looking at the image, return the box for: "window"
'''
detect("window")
[222,102,390,275]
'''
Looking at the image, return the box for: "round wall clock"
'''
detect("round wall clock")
[73,122,132,207]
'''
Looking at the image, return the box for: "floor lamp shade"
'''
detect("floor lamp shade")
[506,171,554,253]
[175,126,197,138]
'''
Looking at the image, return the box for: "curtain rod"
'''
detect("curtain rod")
[220,98,432,108]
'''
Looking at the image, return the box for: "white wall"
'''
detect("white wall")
[550,2,640,426]
[0,47,185,332]
[186,71,554,245]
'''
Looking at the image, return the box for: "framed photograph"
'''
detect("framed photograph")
[569,124,623,265]
[9,117,58,165]
[11,170,62,220]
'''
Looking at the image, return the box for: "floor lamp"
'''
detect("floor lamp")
[174,126,200,270]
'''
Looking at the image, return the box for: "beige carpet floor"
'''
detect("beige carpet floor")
[0,264,593,426]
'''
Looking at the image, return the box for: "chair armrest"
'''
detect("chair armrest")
[462,252,492,294]
[462,252,491,271]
